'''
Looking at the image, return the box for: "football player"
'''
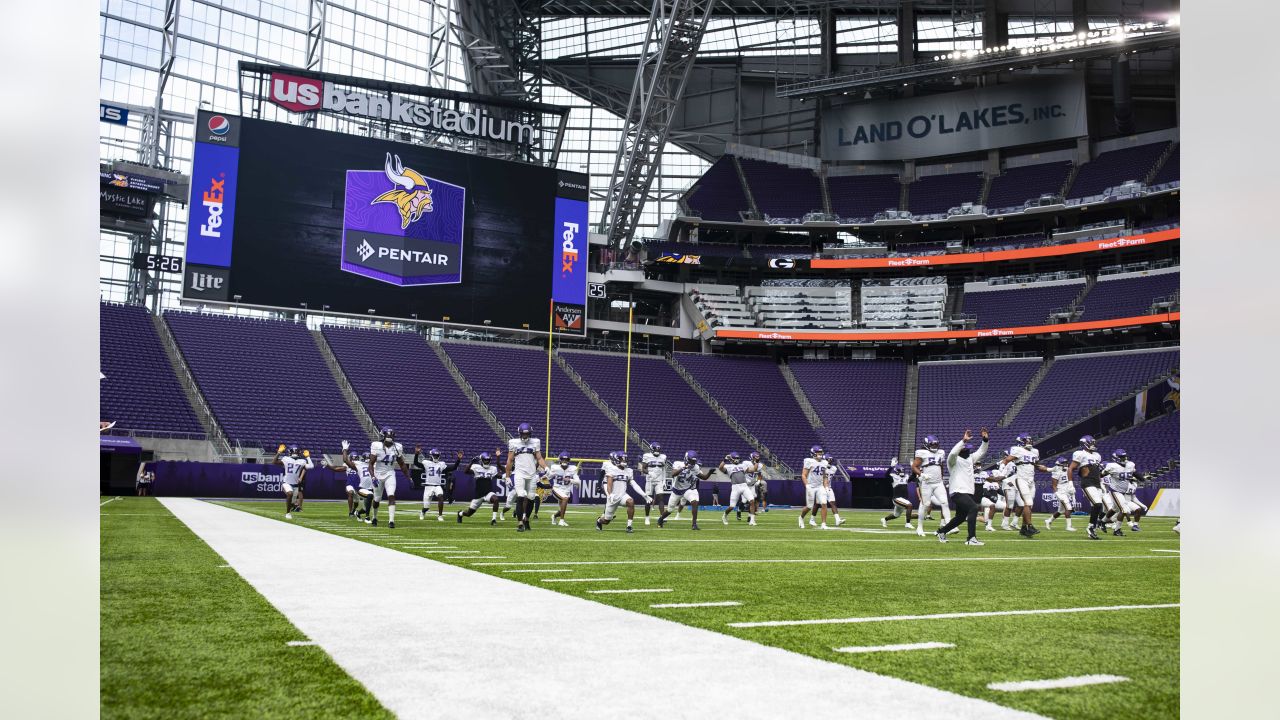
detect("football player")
[320,441,360,517]
[991,456,1017,530]
[458,450,504,525]
[1003,433,1042,537]
[1043,457,1076,531]
[743,451,766,524]
[935,429,988,545]
[417,448,463,521]
[819,454,846,527]
[657,451,713,530]
[1071,435,1110,540]
[370,428,411,528]
[748,451,769,512]
[912,435,951,537]
[547,452,581,526]
[800,445,828,529]
[640,442,668,526]
[596,451,651,533]
[979,470,1005,532]
[1102,449,1145,534]
[273,444,313,520]
[506,422,549,532]
[343,448,378,523]
[718,452,758,526]
[882,464,917,528]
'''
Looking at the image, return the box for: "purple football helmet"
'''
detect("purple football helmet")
[729,451,741,462]
[650,442,662,453]
[923,435,939,450]
[1015,433,1033,448]
[517,422,532,440]
[609,450,628,466]
[811,445,825,456]
[684,450,698,464]
[479,452,492,465]
[749,451,761,462]
[559,451,571,464]
[1112,449,1128,461]
[1080,435,1097,451]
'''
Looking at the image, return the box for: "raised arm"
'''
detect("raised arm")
[272,443,285,467]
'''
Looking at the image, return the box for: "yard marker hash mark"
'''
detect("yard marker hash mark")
[988,675,1129,692]
[834,642,955,654]
[729,603,1180,628]
[587,588,673,594]
[651,601,743,608]
[541,578,620,583]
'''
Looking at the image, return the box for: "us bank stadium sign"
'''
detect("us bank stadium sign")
[239,62,570,159]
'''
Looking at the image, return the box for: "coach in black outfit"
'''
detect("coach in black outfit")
[935,428,988,545]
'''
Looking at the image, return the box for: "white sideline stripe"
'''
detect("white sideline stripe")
[541,578,620,583]
[285,640,317,647]
[988,675,1129,692]
[473,555,1177,568]
[503,568,571,573]
[161,498,1045,720]
[453,556,505,559]
[100,497,121,507]
[1151,549,1180,553]
[728,603,1180,628]
[651,601,743,609]
[586,588,673,595]
[835,642,955,654]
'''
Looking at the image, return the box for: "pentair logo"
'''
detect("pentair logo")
[208,115,231,135]
[356,239,375,261]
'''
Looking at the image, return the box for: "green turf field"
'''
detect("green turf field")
[211,498,1179,720]
[100,497,393,720]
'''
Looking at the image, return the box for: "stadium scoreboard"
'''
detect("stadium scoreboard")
[183,110,588,334]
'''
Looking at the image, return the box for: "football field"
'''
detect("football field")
[102,497,1179,719]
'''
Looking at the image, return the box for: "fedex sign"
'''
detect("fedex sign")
[551,196,587,310]
[186,138,239,267]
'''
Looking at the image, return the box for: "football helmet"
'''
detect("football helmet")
[517,422,532,440]
[559,451,571,465]
[1112,449,1128,462]
[1080,435,1097,451]
[923,435,939,451]
[479,452,492,466]
[1015,433,1033,448]
[609,451,628,467]
[684,450,698,464]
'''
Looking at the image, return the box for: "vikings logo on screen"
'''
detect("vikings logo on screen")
[340,152,466,287]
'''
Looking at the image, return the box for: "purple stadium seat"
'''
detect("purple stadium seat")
[985,161,1072,209]
[826,174,900,221]
[1078,272,1180,321]
[321,327,499,456]
[737,158,824,219]
[99,302,203,437]
[672,354,821,465]
[440,342,622,460]
[164,312,365,452]
[559,352,744,459]
[917,359,1041,455]
[1148,145,1179,186]
[1012,349,1179,436]
[685,156,751,222]
[962,282,1084,328]
[907,172,984,215]
[1066,141,1170,199]
[787,359,906,464]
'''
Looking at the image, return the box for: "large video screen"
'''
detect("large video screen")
[183,111,588,333]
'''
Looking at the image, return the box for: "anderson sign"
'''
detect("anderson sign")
[821,77,1086,161]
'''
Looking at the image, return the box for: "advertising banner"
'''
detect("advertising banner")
[822,77,1087,161]
[810,229,1178,269]
[185,139,240,268]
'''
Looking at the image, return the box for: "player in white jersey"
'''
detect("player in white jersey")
[505,422,549,532]
[415,448,463,521]
[743,452,766,524]
[1120,455,1149,532]
[1003,433,1043,537]
[342,448,378,523]
[640,443,669,526]
[799,445,830,529]
[273,444,313,520]
[881,464,916,528]
[912,435,951,536]
[819,455,846,527]
[1043,457,1076,531]
[595,451,651,533]
[978,471,1006,532]
[935,429,988,545]
[1102,449,1146,535]
[657,451,713,530]
[1070,435,1110,540]
[718,452,759,526]
[988,457,1017,530]
[370,427,411,528]
[547,452,581,526]
[457,451,504,525]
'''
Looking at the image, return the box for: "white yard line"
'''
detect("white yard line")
[285,640,317,647]
[729,603,1180,628]
[988,675,1129,692]
[541,578,620,583]
[471,555,1178,568]
[835,642,956,654]
[160,498,1046,720]
[100,497,121,507]
[1151,549,1180,553]
[503,568,571,573]
[651,601,743,609]
[451,556,505,559]
[586,588,673,594]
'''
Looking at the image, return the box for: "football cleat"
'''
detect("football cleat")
[836,517,847,527]
[936,530,947,543]
[820,523,830,530]
[965,538,985,546]
[595,518,603,531]
[916,527,926,537]
[558,520,569,527]
[388,522,395,529]
[722,516,729,525]
[489,518,497,526]
[881,518,888,528]
[436,515,445,522]
[644,517,651,526]
[904,521,914,529]
[456,511,463,523]
[371,518,378,526]
[285,513,293,520]
[657,516,666,528]
[1086,525,1099,540]
[1131,524,1141,531]
[809,518,817,527]
[798,516,805,529]
[691,523,700,531]
[626,526,634,534]
[1113,528,1125,536]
